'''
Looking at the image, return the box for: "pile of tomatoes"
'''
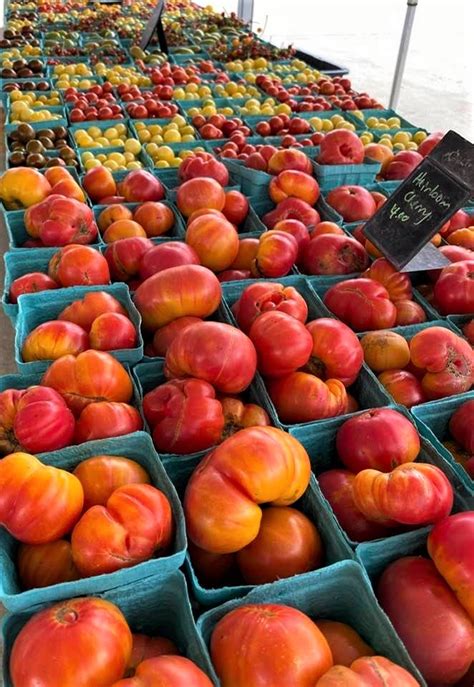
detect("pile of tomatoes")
[0,1,473,686]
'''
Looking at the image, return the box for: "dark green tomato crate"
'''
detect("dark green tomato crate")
[93,200,187,242]
[411,391,474,506]
[356,525,430,582]
[2,571,214,687]
[0,432,187,613]
[2,247,60,325]
[132,357,282,463]
[291,408,469,549]
[197,560,422,685]
[219,157,272,198]
[376,179,402,196]
[312,157,381,192]
[165,451,354,608]
[15,282,143,375]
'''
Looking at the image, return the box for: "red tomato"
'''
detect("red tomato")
[188,541,237,587]
[74,402,142,443]
[128,634,179,675]
[152,317,202,357]
[22,320,89,362]
[377,369,426,408]
[324,278,397,331]
[9,272,58,303]
[428,512,474,622]
[305,318,364,386]
[318,469,396,541]
[251,230,298,278]
[184,427,310,554]
[143,378,224,454]
[315,620,374,667]
[89,312,137,351]
[449,399,474,453]
[210,604,333,686]
[134,264,222,331]
[71,483,173,576]
[268,371,348,423]
[377,557,474,685]
[336,408,420,472]
[48,245,111,287]
[0,385,75,455]
[0,452,83,544]
[59,291,127,332]
[352,462,453,526]
[165,321,257,394]
[234,282,308,333]
[111,655,213,687]
[409,326,474,399]
[249,311,313,377]
[394,299,426,326]
[236,506,324,584]
[17,540,80,589]
[434,259,474,314]
[41,350,134,416]
[10,597,132,687]
[300,234,369,275]
[73,455,150,509]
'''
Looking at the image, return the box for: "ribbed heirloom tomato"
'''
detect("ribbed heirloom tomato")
[315,656,420,686]
[143,378,225,454]
[210,604,333,687]
[234,281,308,333]
[74,402,142,443]
[362,257,412,301]
[267,372,348,423]
[249,311,313,377]
[0,452,83,544]
[41,350,134,416]
[428,512,474,622]
[409,326,474,399]
[305,318,364,386]
[71,483,173,576]
[165,321,257,394]
[10,597,133,687]
[59,291,128,332]
[22,320,89,362]
[324,278,397,332]
[111,656,214,687]
[184,426,310,554]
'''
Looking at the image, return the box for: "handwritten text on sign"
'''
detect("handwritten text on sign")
[389,171,452,226]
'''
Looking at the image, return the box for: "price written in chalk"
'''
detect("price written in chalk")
[389,170,452,226]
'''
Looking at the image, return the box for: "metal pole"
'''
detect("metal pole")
[389,0,419,109]
[237,0,254,25]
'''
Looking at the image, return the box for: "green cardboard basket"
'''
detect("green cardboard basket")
[411,392,474,505]
[15,282,143,374]
[197,561,423,685]
[291,407,470,554]
[312,157,382,191]
[2,571,214,686]
[165,451,354,607]
[0,432,187,613]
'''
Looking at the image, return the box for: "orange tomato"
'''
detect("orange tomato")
[315,620,374,667]
[363,258,412,302]
[184,427,310,554]
[0,452,83,544]
[73,455,151,509]
[360,330,411,372]
[17,540,80,589]
[71,483,173,577]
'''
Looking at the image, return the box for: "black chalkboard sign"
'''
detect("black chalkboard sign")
[140,0,168,53]
[364,130,474,271]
